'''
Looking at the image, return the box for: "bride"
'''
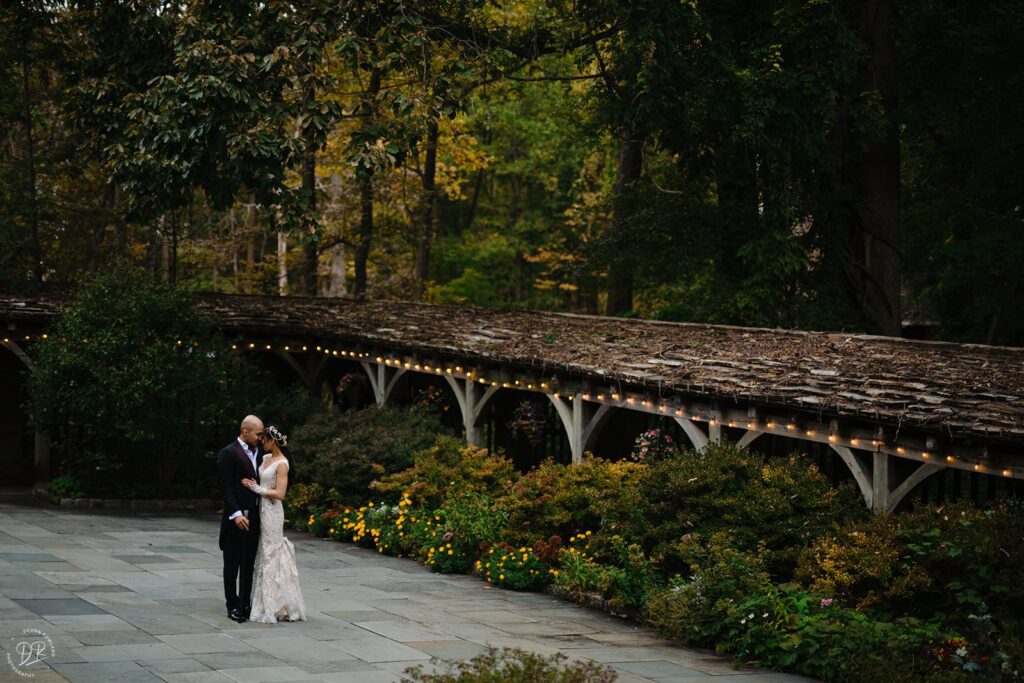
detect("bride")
[240,424,307,624]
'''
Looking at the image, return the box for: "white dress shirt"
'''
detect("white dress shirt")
[228,437,259,521]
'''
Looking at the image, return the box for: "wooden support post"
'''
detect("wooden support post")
[675,417,709,451]
[444,376,497,447]
[872,450,892,513]
[550,396,620,464]
[361,361,405,406]
[708,420,722,444]
[831,444,874,509]
[735,430,763,449]
[581,404,614,456]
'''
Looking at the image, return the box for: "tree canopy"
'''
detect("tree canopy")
[1,0,1021,345]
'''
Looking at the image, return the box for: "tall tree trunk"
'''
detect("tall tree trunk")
[300,125,318,296]
[322,174,347,297]
[605,138,643,316]
[352,68,382,298]
[461,169,485,234]
[413,116,439,292]
[323,243,347,297]
[21,57,43,283]
[354,177,373,298]
[854,0,902,336]
[277,232,288,295]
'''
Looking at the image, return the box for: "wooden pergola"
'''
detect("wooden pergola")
[3,291,1023,512]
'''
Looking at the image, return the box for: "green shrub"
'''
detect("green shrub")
[441,492,509,558]
[283,482,326,528]
[423,519,474,574]
[402,647,617,682]
[797,501,1024,626]
[603,539,656,610]
[373,435,519,509]
[554,533,614,602]
[48,474,85,502]
[631,443,865,577]
[291,405,447,503]
[499,458,645,545]
[645,533,773,648]
[478,543,552,591]
[28,269,244,498]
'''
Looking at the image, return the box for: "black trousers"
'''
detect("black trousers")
[222,515,260,611]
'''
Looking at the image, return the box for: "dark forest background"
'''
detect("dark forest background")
[2,0,1022,345]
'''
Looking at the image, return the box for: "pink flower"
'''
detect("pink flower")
[820,598,833,607]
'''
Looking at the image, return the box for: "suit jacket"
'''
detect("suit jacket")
[217,440,262,549]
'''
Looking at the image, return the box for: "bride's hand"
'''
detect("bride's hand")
[241,478,256,491]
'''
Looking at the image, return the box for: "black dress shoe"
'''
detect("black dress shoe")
[228,608,246,623]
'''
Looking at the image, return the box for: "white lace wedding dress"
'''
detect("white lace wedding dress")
[249,456,307,624]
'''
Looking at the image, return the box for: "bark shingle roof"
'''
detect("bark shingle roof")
[4,292,1023,444]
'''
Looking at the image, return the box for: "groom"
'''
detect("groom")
[217,415,264,623]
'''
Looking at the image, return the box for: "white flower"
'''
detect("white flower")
[762,613,768,618]
[748,613,755,620]
[740,618,746,624]
[956,646,968,658]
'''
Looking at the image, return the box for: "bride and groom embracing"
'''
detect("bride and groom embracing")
[217,415,307,624]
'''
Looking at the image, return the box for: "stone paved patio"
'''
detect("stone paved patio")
[0,501,813,683]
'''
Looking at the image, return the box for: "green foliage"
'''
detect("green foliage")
[645,542,972,683]
[47,474,85,502]
[499,458,645,545]
[554,534,614,602]
[27,269,243,498]
[423,525,474,574]
[442,492,509,558]
[797,501,1024,625]
[283,482,325,528]
[478,543,551,592]
[629,443,866,577]
[290,405,448,504]
[402,647,617,683]
[372,435,519,510]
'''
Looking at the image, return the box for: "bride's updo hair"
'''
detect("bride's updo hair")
[265,424,288,447]
[264,423,294,479]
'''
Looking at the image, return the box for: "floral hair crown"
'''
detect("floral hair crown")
[266,425,288,447]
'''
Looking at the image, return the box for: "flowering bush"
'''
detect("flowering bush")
[284,482,326,529]
[500,458,644,545]
[630,429,675,464]
[372,436,519,510]
[477,543,551,591]
[424,535,473,574]
[441,492,508,557]
[554,532,613,602]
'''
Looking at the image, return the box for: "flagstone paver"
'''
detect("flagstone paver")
[0,501,816,683]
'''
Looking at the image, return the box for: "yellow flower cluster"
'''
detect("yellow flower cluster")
[478,544,548,588]
[394,493,413,539]
[344,503,371,543]
[426,541,456,567]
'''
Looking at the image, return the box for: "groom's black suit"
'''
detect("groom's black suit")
[217,439,262,614]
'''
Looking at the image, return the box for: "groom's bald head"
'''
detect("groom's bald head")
[240,415,264,446]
